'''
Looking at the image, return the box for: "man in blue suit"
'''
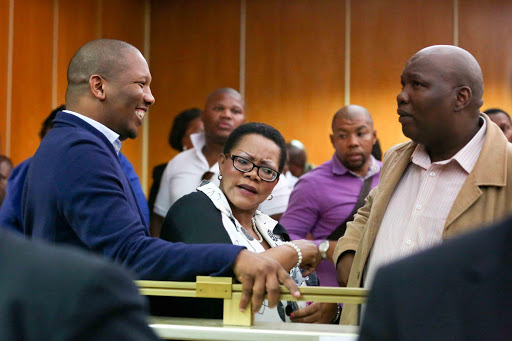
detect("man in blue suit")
[22,38,299,313]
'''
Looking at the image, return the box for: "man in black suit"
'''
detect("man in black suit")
[0,229,158,341]
[359,216,512,341]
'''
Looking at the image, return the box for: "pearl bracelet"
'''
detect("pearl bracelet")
[281,241,303,268]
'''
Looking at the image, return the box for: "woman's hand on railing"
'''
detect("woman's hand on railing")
[290,302,340,324]
[291,240,321,277]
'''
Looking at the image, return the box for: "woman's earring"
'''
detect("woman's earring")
[218,174,222,180]
[267,194,273,201]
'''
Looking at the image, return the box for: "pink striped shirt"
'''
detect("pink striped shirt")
[364,118,487,288]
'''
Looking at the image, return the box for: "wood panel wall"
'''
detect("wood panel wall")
[10,0,53,166]
[245,0,345,164]
[1,0,512,193]
[350,0,453,152]
[149,0,241,173]
[459,0,512,114]
[57,0,99,106]
[0,0,9,154]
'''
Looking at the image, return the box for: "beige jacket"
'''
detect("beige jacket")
[333,114,512,325]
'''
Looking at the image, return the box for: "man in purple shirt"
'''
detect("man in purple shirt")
[281,105,381,287]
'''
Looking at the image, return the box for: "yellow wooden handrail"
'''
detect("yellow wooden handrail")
[137,276,368,326]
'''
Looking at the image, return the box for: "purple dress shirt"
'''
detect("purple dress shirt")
[280,154,381,287]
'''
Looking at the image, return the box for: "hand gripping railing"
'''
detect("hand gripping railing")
[137,276,368,327]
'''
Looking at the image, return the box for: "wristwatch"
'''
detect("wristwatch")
[319,240,329,260]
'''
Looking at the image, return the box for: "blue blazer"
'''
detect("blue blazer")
[22,112,243,280]
[0,153,149,232]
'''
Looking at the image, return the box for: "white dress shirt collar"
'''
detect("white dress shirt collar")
[63,110,122,154]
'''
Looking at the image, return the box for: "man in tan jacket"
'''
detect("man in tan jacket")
[334,45,512,325]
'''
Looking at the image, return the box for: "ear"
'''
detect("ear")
[89,75,106,100]
[454,86,472,111]
[330,133,335,147]
[218,153,226,173]
[372,130,377,145]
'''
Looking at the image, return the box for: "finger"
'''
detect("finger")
[289,303,316,318]
[265,274,281,308]
[301,265,314,277]
[277,267,300,298]
[238,276,253,312]
[291,306,321,323]
[291,310,320,323]
[251,275,266,313]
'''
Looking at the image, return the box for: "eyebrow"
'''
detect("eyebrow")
[336,125,370,132]
[404,72,425,80]
[238,151,277,168]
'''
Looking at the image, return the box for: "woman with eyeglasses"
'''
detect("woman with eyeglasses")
[159,122,340,324]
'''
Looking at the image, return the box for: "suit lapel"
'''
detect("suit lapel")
[444,172,482,229]
[444,114,507,230]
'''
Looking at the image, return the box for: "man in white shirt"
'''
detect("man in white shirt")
[151,88,290,236]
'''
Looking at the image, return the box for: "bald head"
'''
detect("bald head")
[286,140,307,177]
[205,88,245,109]
[65,39,139,105]
[397,45,485,159]
[330,105,376,177]
[408,45,484,110]
[332,105,373,132]
[201,87,245,143]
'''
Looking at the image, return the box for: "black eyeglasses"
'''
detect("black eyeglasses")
[225,154,280,182]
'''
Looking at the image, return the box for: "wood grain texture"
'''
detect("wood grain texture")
[3,0,512,180]
[245,0,345,164]
[0,0,10,154]
[148,0,240,174]
[459,0,512,115]
[57,0,99,106]
[245,0,345,166]
[10,0,53,165]
[350,0,453,153]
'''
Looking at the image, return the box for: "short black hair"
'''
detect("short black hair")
[169,108,202,151]
[39,104,66,139]
[223,122,287,173]
[484,108,511,122]
[66,39,139,106]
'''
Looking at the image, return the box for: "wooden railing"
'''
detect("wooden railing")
[137,276,368,341]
